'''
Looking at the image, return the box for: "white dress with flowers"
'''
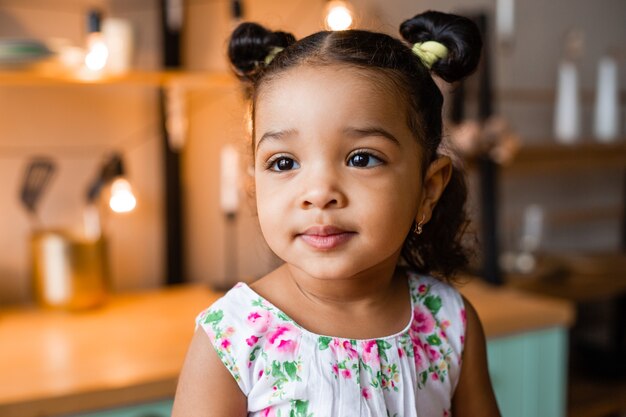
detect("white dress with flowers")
[196,273,466,417]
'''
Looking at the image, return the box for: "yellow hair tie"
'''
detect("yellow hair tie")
[264,47,284,65]
[411,41,448,69]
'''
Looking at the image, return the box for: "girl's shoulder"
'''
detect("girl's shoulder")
[196,282,254,324]
[195,282,293,395]
[405,271,467,340]
[406,271,464,305]
[195,282,282,339]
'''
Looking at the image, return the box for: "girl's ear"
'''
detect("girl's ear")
[418,155,453,223]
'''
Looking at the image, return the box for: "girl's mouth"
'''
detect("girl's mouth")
[297,226,356,250]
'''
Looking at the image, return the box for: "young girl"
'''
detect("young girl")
[173,10,500,417]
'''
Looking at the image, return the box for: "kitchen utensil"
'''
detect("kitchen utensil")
[20,157,56,224]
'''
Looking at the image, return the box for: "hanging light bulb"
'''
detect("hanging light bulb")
[86,153,137,215]
[324,0,354,31]
[84,10,109,72]
[109,177,137,213]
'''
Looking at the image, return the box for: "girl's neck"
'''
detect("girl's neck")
[283,255,405,310]
[250,255,412,339]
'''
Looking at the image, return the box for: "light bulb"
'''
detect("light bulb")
[84,10,108,72]
[85,34,109,71]
[109,178,136,213]
[325,1,354,31]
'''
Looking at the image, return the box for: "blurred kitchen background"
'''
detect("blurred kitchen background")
[0,0,624,416]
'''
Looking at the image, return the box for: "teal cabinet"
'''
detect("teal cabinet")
[487,327,568,417]
[71,399,173,417]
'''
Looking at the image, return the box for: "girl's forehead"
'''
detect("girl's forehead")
[255,64,407,114]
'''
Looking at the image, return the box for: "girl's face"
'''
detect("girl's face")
[253,64,439,281]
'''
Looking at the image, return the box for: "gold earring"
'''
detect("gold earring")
[414,214,426,235]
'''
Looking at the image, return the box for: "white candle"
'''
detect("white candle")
[554,61,581,144]
[593,56,620,142]
[220,144,240,215]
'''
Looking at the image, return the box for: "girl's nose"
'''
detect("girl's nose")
[299,170,347,210]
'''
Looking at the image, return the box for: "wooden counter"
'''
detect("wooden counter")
[458,277,575,338]
[0,284,221,417]
[0,280,573,417]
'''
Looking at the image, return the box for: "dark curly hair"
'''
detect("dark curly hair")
[227,11,482,280]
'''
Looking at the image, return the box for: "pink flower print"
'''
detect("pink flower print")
[460,335,465,347]
[221,339,231,350]
[246,335,260,346]
[261,406,276,417]
[342,340,359,360]
[431,372,439,381]
[412,339,425,369]
[265,323,300,357]
[341,369,352,379]
[425,345,440,362]
[332,363,339,376]
[411,306,435,334]
[258,369,264,380]
[461,308,467,327]
[418,284,427,294]
[361,340,380,366]
[247,310,273,333]
[443,409,450,417]
[440,319,450,331]
[362,387,371,399]
[398,347,404,358]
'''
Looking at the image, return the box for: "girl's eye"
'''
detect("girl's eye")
[347,152,383,168]
[268,156,300,172]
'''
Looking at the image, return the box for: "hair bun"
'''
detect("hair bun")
[228,22,296,82]
[399,10,482,83]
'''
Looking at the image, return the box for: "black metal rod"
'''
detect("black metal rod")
[622,168,626,250]
[159,89,185,285]
[159,0,185,285]
[474,12,502,285]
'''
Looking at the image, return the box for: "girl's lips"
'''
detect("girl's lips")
[297,226,355,250]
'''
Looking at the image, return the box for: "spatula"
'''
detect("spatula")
[20,157,56,224]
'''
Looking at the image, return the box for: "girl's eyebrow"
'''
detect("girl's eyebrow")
[343,126,401,146]
[255,126,400,151]
[256,128,298,151]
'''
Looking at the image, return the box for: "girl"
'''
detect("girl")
[173,10,500,417]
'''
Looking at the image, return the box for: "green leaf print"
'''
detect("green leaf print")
[272,361,286,379]
[278,311,293,322]
[426,334,442,346]
[249,345,261,362]
[203,309,223,324]
[420,370,428,385]
[252,298,267,308]
[284,361,298,380]
[318,336,332,350]
[376,339,392,362]
[424,295,442,315]
[290,400,312,417]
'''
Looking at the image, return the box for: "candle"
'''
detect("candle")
[593,56,619,142]
[554,60,581,144]
[220,144,240,215]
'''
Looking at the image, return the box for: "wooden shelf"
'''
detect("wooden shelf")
[0,68,237,89]
[505,252,626,303]
[504,141,626,173]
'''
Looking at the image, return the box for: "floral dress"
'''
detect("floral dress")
[196,273,467,417]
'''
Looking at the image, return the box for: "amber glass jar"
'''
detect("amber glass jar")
[31,230,108,310]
